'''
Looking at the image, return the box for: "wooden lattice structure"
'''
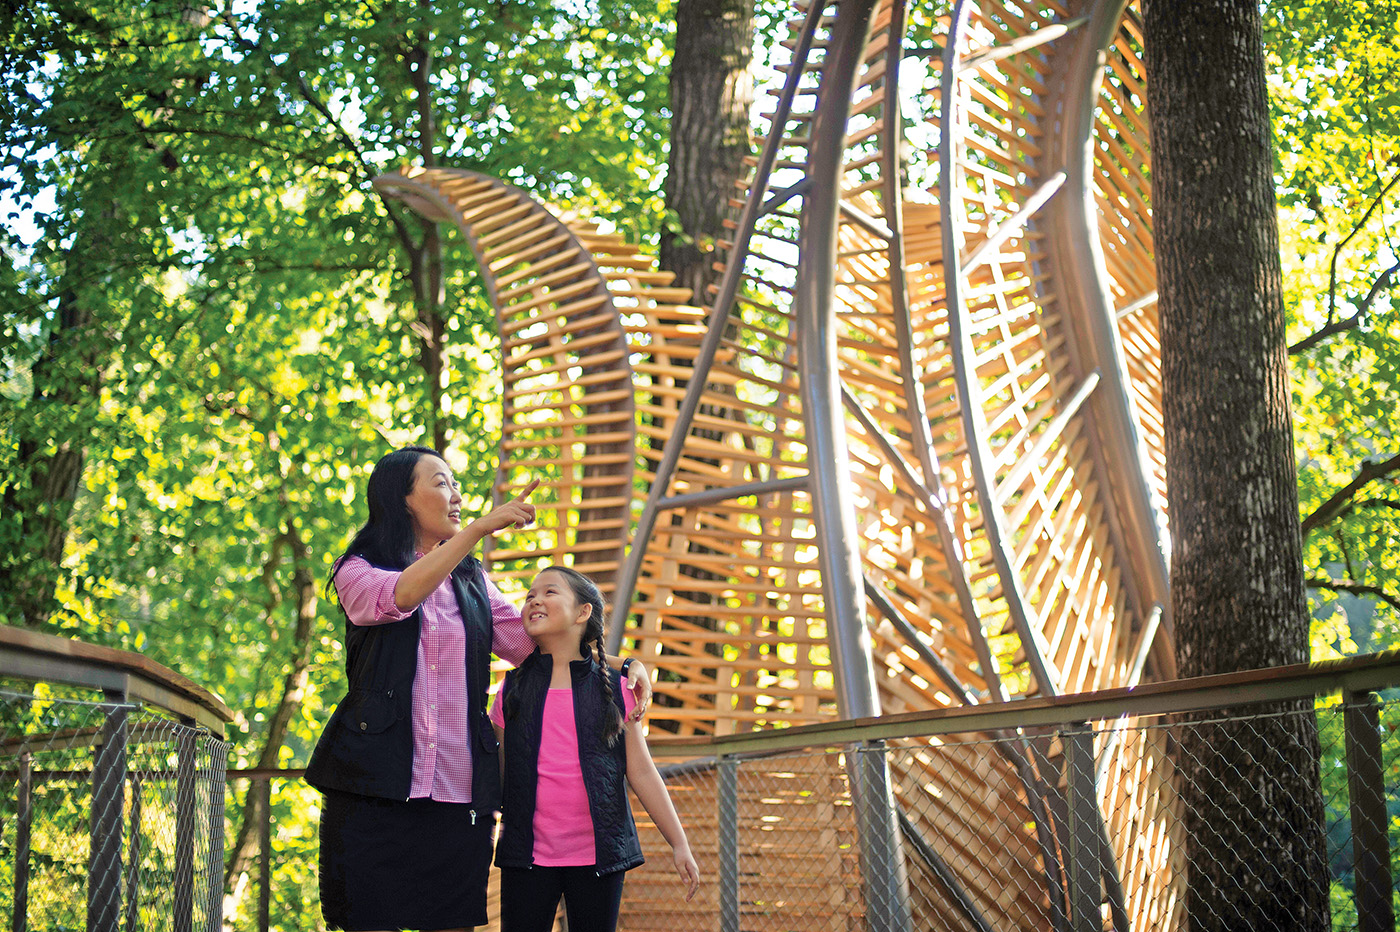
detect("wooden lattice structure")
[373,0,1180,928]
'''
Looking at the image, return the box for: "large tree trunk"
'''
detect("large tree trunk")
[0,243,102,627]
[222,518,320,906]
[1143,2,1329,929]
[407,11,448,451]
[652,0,756,729]
[660,0,755,304]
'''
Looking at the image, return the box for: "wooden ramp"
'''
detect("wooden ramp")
[373,1,1179,929]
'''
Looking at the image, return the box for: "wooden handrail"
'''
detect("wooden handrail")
[219,650,1400,768]
[638,649,1400,756]
[0,624,234,735]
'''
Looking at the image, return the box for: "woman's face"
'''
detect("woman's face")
[404,455,462,549]
[523,569,591,643]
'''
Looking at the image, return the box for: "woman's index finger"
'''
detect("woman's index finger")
[513,478,542,502]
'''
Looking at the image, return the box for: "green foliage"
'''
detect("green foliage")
[1264,0,1400,651]
[1,0,672,922]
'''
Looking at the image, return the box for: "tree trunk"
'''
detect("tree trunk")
[222,519,320,904]
[660,0,755,304]
[407,17,448,451]
[1143,2,1328,929]
[0,243,102,627]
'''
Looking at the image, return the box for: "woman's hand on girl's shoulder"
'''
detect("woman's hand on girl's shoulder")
[624,659,651,721]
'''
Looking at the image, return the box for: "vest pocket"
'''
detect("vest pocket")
[343,689,402,735]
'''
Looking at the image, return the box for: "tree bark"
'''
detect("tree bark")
[406,17,449,452]
[1143,2,1328,929]
[0,243,103,627]
[660,0,755,304]
[222,519,320,904]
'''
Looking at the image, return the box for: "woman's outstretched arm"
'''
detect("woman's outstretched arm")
[394,480,540,610]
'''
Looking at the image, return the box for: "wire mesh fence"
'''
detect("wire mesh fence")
[1,683,230,932]
[620,695,1400,932]
[15,678,1389,932]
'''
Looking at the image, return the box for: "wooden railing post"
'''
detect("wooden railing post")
[1344,688,1395,932]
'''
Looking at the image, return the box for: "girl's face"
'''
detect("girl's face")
[404,455,462,549]
[523,569,591,645]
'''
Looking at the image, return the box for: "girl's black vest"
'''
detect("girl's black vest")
[493,651,644,875]
[304,556,500,808]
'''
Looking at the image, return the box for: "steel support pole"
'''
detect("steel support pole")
[174,725,197,932]
[718,756,740,932]
[1063,723,1102,932]
[205,747,226,932]
[125,774,143,932]
[13,751,31,932]
[795,2,910,930]
[1344,689,1395,932]
[89,693,128,932]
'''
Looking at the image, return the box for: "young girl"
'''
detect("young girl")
[490,565,700,932]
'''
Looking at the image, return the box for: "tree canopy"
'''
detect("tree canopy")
[1266,0,1400,651]
[3,0,1400,924]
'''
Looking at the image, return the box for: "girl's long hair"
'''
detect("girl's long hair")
[327,445,457,598]
[509,565,626,746]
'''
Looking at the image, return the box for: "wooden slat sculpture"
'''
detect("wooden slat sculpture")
[373,1,1181,929]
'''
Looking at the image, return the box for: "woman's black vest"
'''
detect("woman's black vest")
[493,651,644,875]
[304,556,500,808]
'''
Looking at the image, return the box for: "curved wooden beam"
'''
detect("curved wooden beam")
[373,167,646,593]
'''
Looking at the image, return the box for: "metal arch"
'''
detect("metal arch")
[938,5,1151,929]
[939,0,1062,700]
[797,0,882,724]
[604,0,828,652]
[1036,0,1175,678]
[372,168,637,591]
[797,4,913,931]
[875,0,1006,703]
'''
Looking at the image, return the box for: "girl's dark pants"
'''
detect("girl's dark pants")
[500,865,626,932]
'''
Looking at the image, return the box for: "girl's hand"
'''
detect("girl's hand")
[673,846,700,901]
[625,659,652,721]
[473,479,540,536]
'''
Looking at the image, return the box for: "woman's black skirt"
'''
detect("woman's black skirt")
[319,789,494,931]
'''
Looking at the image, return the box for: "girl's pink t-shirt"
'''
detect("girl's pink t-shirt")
[490,680,636,866]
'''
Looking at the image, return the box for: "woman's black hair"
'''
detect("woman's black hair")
[506,565,626,747]
[327,445,458,598]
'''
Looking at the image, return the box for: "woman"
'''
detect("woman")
[305,445,651,932]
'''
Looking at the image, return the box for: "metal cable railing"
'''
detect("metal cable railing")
[0,626,232,932]
[212,651,1400,932]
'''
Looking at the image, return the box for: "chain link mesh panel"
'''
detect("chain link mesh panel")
[49,696,1388,932]
[1,685,230,932]
[628,698,1398,932]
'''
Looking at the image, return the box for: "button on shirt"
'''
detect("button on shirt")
[335,556,533,802]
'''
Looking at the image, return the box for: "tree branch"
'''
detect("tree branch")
[1306,577,1400,615]
[1324,161,1400,326]
[1300,451,1400,535]
[218,9,420,251]
[1289,259,1400,354]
